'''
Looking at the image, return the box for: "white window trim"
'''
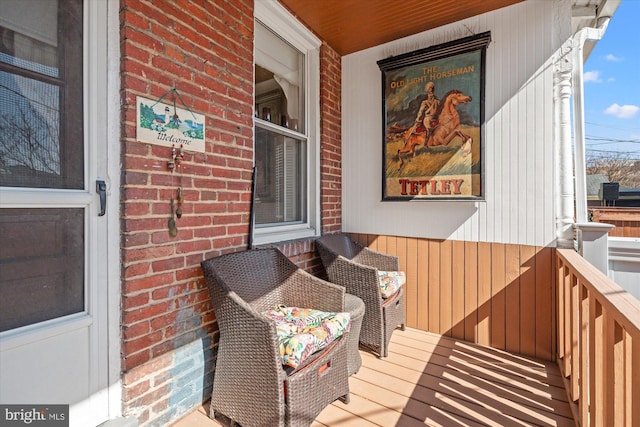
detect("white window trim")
[253,1,321,245]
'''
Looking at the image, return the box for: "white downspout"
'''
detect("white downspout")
[572,17,610,223]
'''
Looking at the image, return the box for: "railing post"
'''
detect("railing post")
[630,335,640,426]
[579,284,589,423]
[590,297,603,427]
[574,222,615,274]
[556,248,640,427]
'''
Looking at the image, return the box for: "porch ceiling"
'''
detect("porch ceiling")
[277,0,619,56]
[277,0,524,56]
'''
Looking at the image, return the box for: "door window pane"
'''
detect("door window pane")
[0,0,85,333]
[0,0,59,78]
[0,208,85,332]
[0,0,83,189]
[0,72,62,185]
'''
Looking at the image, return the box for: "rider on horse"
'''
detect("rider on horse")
[402,81,440,147]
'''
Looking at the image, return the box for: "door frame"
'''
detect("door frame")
[73,0,122,421]
[102,0,122,420]
[0,0,121,423]
[74,0,123,420]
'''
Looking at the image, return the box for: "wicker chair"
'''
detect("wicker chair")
[316,234,406,358]
[200,248,350,427]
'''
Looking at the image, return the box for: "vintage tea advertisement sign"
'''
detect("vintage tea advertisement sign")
[378,32,490,200]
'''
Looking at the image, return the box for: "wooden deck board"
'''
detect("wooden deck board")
[172,328,573,427]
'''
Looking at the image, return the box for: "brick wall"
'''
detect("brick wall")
[120,0,253,424]
[320,42,342,235]
[119,1,342,425]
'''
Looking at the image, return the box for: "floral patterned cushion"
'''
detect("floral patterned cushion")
[377,270,406,298]
[263,305,350,369]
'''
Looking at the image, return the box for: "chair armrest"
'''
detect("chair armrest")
[207,291,291,424]
[217,292,285,367]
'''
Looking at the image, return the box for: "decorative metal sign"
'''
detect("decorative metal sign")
[378,32,490,200]
[136,94,205,153]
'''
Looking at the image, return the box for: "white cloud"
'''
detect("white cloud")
[607,77,616,82]
[605,54,622,62]
[604,103,640,119]
[584,71,602,83]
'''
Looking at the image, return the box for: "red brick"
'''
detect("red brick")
[122,379,151,401]
[150,57,192,81]
[122,187,158,201]
[123,202,151,217]
[123,353,171,384]
[151,282,190,301]
[123,301,173,324]
[129,384,172,408]
[151,256,185,273]
[152,371,173,388]
[123,246,174,264]
[151,398,170,415]
[122,43,151,64]
[123,331,164,356]
[124,272,175,294]
[122,232,151,248]
[124,218,171,233]
[123,292,150,310]
[175,240,212,254]
[122,27,163,53]
[122,349,151,372]
[121,74,148,93]
[123,321,151,340]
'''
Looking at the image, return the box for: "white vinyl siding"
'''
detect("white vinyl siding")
[341,0,567,247]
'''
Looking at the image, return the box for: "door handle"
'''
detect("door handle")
[96,180,107,216]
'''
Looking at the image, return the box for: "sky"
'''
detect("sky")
[583,0,640,161]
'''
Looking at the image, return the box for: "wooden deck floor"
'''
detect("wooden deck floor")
[172,328,573,427]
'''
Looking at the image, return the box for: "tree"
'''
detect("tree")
[586,152,640,188]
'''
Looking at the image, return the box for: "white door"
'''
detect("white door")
[0,1,111,425]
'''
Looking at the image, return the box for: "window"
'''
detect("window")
[253,2,320,244]
[0,0,85,332]
[0,0,84,189]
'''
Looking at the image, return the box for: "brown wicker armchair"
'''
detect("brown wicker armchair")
[200,248,350,427]
[316,234,406,358]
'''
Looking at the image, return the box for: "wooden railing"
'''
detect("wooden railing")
[557,248,640,426]
[342,234,639,426]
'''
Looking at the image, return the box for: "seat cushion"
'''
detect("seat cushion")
[263,305,350,369]
[377,270,406,298]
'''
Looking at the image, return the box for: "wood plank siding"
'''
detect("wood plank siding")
[350,233,557,362]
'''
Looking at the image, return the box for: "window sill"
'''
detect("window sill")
[252,225,318,246]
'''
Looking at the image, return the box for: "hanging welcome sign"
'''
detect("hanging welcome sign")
[136,92,205,153]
